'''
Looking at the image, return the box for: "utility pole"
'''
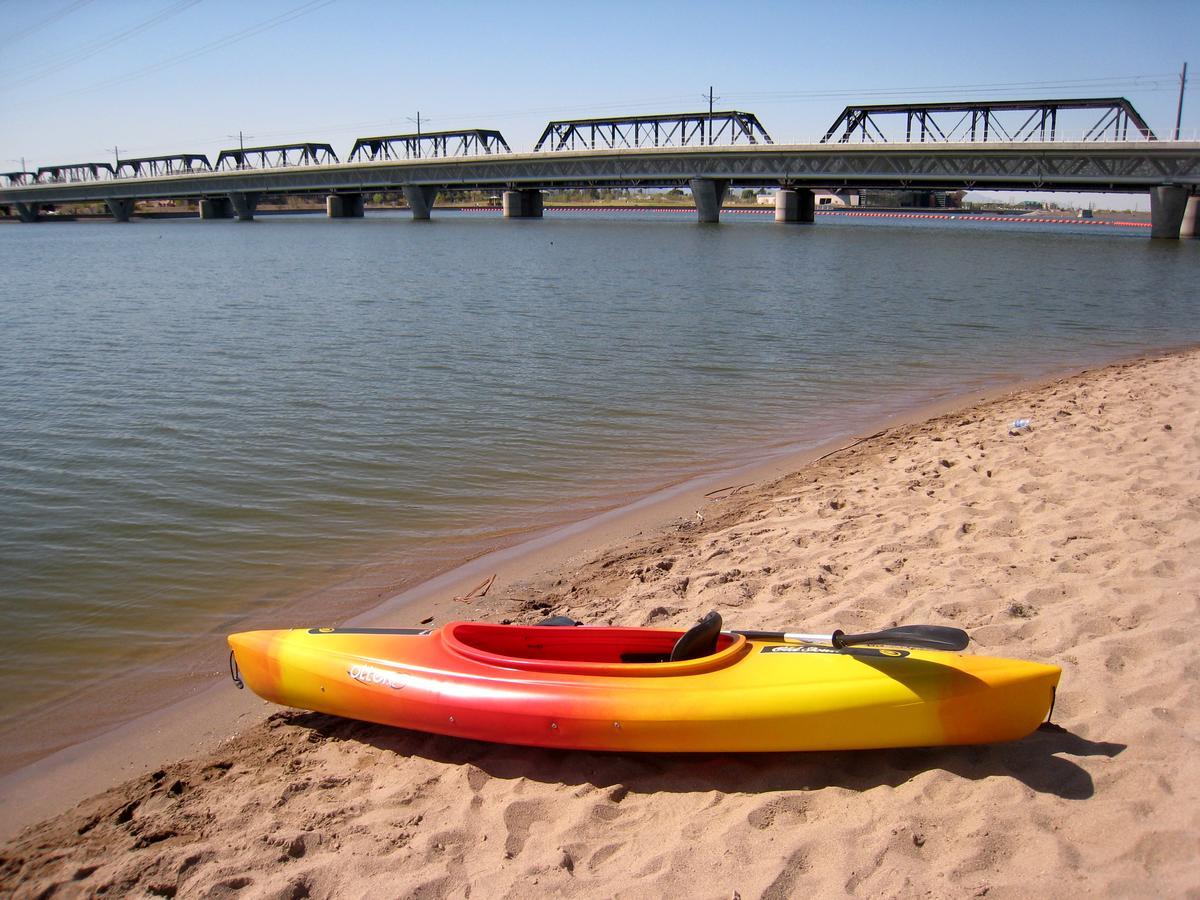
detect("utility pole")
[111,145,119,167]
[1175,62,1189,141]
[703,86,719,145]
[708,86,714,145]
[407,112,426,157]
[227,132,249,168]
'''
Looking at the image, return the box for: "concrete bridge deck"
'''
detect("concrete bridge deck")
[3,142,1198,236]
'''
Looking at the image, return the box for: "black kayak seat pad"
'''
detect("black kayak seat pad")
[669,610,723,662]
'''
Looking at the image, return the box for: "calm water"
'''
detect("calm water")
[1,210,1197,764]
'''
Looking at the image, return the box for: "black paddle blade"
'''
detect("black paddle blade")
[833,625,969,652]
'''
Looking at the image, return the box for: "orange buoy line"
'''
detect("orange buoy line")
[446,205,1149,227]
[820,208,1149,228]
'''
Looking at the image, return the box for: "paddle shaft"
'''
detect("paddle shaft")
[734,631,839,644]
[731,624,969,652]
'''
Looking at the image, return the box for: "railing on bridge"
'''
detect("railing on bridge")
[214,143,339,171]
[1,171,37,187]
[348,129,512,162]
[36,162,116,183]
[820,98,1158,144]
[533,111,774,151]
[116,154,212,178]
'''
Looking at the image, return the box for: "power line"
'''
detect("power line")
[0,0,97,50]
[213,76,1178,146]
[734,73,1182,103]
[8,68,1183,163]
[53,94,706,157]
[0,0,203,92]
[59,0,337,99]
[268,75,1178,139]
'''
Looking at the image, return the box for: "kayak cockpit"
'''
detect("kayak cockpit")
[441,615,748,677]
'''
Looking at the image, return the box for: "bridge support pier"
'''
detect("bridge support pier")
[503,190,543,218]
[501,190,544,218]
[326,193,364,218]
[1149,185,1188,239]
[228,192,258,221]
[199,197,233,219]
[403,185,439,220]
[14,202,41,223]
[1180,195,1199,239]
[775,189,815,223]
[689,178,728,224]
[105,198,134,222]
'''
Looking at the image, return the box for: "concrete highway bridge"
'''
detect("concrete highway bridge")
[3,102,1199,238]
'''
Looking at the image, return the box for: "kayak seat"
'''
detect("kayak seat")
[669,611,723,662]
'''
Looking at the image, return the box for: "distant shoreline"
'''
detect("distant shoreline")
[0,205,1153,224]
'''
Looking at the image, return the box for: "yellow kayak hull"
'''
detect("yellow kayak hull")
[228,622,1060,752]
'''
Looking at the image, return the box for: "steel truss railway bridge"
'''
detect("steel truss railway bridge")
[2,100,1198,238]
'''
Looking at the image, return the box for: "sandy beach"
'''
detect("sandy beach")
[2,348,1199,898]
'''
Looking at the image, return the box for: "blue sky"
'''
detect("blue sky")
[2,0,1196,209]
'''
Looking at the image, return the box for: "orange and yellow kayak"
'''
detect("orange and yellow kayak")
[227,619,1059,752]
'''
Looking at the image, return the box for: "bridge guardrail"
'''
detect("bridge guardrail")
[14,130,1199,189]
